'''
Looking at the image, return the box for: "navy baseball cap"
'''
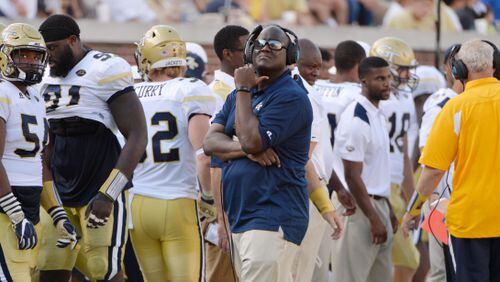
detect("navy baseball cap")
[185,52,205,80]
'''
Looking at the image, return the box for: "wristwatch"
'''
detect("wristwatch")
[236,86,252,93]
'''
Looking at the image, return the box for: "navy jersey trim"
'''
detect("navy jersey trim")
[104,192,126,280]
[354,103,370,125]
[194,200,205,282]
[188,113,212,122]
[107,86,134,105]
[437,97,450,108]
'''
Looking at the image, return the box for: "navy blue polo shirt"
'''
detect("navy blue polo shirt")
[212,70,313,245]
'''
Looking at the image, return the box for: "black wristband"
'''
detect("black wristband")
[236,86,251,93]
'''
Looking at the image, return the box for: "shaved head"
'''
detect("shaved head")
[298,38,322,85]
[298,39,321,64]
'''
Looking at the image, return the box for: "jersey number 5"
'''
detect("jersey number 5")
[15,115,49,158]
[140,112,180,163]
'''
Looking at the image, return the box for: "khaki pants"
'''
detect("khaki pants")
[331,198,393,282]
[205,242,236,282]
[232,229,299,282]
[293,200,327,282]
[202,218,236,282]
[311,226,332,282]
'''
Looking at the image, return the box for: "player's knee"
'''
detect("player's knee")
[86,255,108,280]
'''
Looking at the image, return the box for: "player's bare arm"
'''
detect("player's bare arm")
[401,135,416,202]
[189,114,215,221]
[327,168,356,216]
[306,142,343,239]
[402,166,445,236]
[109,90,148,178]
[85,90,147,227]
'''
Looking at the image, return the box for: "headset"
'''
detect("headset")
[451,40,500,81]
[243,24,300,66]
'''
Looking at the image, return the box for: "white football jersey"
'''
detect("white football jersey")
[314,80,361,180]
[380,90,418,185]
[208,69,235,115]
[0,80,47,186]
[314,80,361,146]
[420,88,457,198]
[419,88,457,148]
[131,77,216,200]
[40,50,133,130]
[292,71,332,180]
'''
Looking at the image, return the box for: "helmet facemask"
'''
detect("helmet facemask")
[389,64,419,91]
[0,44,48,85]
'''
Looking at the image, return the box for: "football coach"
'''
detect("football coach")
[203,24,313,282]
[402,39,500,281]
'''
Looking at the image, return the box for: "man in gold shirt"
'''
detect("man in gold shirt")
[402,39,500,281]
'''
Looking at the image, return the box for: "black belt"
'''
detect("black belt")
[368,194,385,200]
[50,117,104,136]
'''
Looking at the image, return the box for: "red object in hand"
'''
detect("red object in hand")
[422,209,448,245]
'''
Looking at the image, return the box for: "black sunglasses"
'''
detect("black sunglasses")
[254,39,287,51]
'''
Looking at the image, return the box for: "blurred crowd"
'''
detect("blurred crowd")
[0,0,497,33]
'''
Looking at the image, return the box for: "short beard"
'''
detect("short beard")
[50,45,75,77]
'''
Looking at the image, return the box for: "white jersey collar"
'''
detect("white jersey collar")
[213,70,235,89]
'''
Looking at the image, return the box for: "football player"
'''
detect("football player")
[370,37,421,282]
[36,15,147,282]
[292,38,343,282]
[131,25,215,281]
[314,40,365,214]
[0,23,77,281]
[315,40,366,147]
[314,40,365,282]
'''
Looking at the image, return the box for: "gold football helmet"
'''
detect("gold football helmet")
[370,37,419,91]
[135,25,187,81]
[0,23,48,85]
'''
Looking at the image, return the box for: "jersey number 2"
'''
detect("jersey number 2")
[140,112,180,163]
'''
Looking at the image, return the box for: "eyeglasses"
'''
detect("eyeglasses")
[254,39,287,51]
[228,48,244,52]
